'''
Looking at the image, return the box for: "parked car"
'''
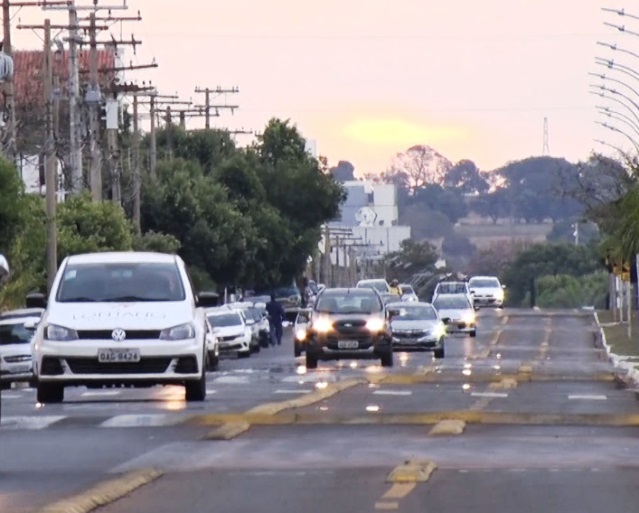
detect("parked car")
[228,302,269,352]
[203,320,220,371]
[432,281,474,306]
[1,310,41,389]
[206,306,252,358]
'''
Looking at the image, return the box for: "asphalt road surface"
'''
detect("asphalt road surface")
[3,308,639,513]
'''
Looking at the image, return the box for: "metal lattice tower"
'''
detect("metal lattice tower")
[542,117,550,155]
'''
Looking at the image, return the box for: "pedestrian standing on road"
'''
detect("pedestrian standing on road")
[265,294,285,346]
[389,279,402,296]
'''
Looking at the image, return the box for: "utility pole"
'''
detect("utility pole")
[67,4,82,192]
[2,0,15,162]
[87,12,101,200]
[132,93,140,231]
[43,18,57,291]
[135,95,187,163]
[193,86,239,128]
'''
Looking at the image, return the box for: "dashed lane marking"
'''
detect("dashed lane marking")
[0,415,65,430]
[99,414,188,428]
[382,483,416,499]
[568,394,607,400]
[386,460,437,483]
[373,390,412,396]
[470,392,508,398]
[375,502,399,510]
[81,391,122,397]
[212,376,251,384]
[273,389,312,394]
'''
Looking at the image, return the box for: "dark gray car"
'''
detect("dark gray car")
[304,288,393,369]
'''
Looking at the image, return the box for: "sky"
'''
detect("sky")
[8,0,639,175]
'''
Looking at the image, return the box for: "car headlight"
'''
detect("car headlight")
[312,318,333,333]
[433,323,446,338]
[295,329,307,341]
[495,289,504,301]
[365,317,386,332]
[45,324,78,341]
[160,323,196,341]
[462,312,476,324]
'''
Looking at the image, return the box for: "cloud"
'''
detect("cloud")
[340,117,467,147]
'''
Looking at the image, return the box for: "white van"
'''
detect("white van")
[30,252,217,404]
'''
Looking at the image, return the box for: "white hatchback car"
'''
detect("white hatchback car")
[206,307,252,358]
[0,312,41,389]
[30,252,214,404]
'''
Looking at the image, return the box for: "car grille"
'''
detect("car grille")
[4,354,32,363]
[76,330,161,340]
[65,357,171,374]
[393,330,430,338]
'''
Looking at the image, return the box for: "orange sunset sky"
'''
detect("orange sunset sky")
[7,0,635,174]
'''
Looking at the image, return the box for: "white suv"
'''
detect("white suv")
[468,276,505,308]
[30,252,214,404]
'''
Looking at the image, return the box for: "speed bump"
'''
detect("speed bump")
[36,468,163,513]
[386,460,437,483]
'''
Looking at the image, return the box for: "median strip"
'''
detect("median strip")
[35,468,163,513]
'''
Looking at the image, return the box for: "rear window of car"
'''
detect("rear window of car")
[315,291,383,314]
[208,313,243,327]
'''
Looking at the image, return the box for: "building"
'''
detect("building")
[329,180,411,256]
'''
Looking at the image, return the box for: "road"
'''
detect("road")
[3,309,639,513]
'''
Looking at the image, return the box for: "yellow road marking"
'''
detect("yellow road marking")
[382,483,416,499]
[429,419,466,435]
[387,461,437,483]
[35,468,163,513]
[375,501,399,509]
[500,315,509,325]
[202,421,250,440]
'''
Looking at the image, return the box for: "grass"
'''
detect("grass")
[597,310,639,358]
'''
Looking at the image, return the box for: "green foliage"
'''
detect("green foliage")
[132,231,181,254]
[522,272,607,309]
[501,242,601,306]
[0,157,27,256]
[385,239,439,284]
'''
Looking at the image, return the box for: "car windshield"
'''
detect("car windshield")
[208,313,242,327]
[358,281,388,293]
[469,278,500,288]
[401,285,415,294]
[434,296,471,309]
[0,321,36,345]
[56,262,186,302]
[315,291,383,314]
[392,306,437,321]
[437,283,467,294]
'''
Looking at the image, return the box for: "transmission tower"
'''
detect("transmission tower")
[542,117,550,155]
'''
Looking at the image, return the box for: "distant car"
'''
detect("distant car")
[432,293,477,337]
[227,302,268,352]
[305,287,393,368]
[399,284,418,302]
[255,285,302,319]
[468,276,505,308]
[0,312,40,389]
[206,307,252,358]
[356,279,391,294]
[293,308,312,357]
[387,302,446,358]
[432,281,473,305]
[203,320,220,371]
[380,292,402,305]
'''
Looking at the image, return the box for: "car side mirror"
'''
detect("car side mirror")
[26,292,47,309]
[474,306,480,311]
[23,319,38,330]
[197,291,220,307]
[501,284,506,289]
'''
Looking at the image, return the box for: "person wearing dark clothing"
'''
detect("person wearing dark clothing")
[265,295,285,346]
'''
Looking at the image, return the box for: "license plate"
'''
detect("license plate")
[9,364,31,374]
[337,340,359,349]
[97,348,141,363]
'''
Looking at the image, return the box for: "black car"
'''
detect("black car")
[304,288,393,369]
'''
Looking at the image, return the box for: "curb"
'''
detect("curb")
[593,311,639,388]
[428,419,466,436]
[386,461,437,483]
[35,468,163,513]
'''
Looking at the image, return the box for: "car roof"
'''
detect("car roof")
[66,252,178,264]
[205,306,238,315]
[387,301,433,308]
[469,276,499,280]
[357,279,387,284]
[433,293,472,301]
[321,287,379,295]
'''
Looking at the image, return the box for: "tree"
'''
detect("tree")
[399,203,454,240]
[411,184,468,223]
[442,232,476,258]
[466,240,529,277]
[133,231,181,254]
[385,239,439,283]
[0,158,28,256]
[501,242,600,305]
[330,160,355,182]
[470,189,510,223]
[387,145,452,194]
[257,118,308,165]
[444,159,489,194]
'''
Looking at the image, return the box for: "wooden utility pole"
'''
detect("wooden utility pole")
[2,0,15,161]
[132,94,140,231]
[193,86,239,128]
[43,19,57,291]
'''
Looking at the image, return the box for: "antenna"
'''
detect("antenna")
[542,117,550,155]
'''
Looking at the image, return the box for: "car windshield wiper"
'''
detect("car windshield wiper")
[102,295,168,302]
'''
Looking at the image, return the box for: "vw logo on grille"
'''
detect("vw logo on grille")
[344,323,352,327]
[111,328,126,341]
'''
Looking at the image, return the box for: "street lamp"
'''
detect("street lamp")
[589,72,639,101]
[594,138,629,156]
[596,120,639,151]
[602,7,639,21]
[603,21,639,38]
[597,41,639,62]
[595,57,639,84]
[596,106,639,138]
[589,84,639,120]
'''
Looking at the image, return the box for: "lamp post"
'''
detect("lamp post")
[589,85,639,123]
[596,106,639,138]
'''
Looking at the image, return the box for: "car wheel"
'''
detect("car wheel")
[305,351,318,369]
[185,366,206,402]
[0,382,11,391]
[433,344,445,359]
[36,382,64,404]
[470,329,477,338]
[251,342,261,354]
[294,342,302,357]
[238,349,251,358]
[380,348,394,367]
